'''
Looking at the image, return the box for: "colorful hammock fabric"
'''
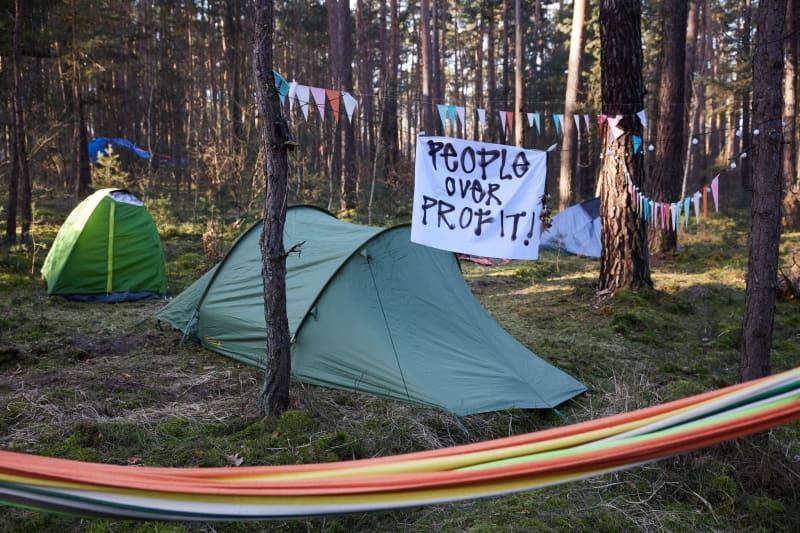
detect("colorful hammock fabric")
[2,367,800,521]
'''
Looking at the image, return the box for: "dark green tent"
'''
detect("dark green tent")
[41,189,167,302]
[156,206,585,415]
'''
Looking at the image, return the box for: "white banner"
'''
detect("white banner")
[411,136,548,260]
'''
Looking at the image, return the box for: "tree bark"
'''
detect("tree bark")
[339,0,357,211]
[740,0,786,382]
[420,0,435,135]
[739,0,753,199]
[559,0,588,210]
[647,0,688,254]
[782,0,799,227]
[597,0,652,294]
[254,0,292,416]
[513,0,523,147]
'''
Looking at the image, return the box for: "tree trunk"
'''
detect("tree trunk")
[339,0,357,211]
[254,0,292,416]
[472,10,484,141]
[420,0,435,135]
[513,0,524,147]
[486,1,497,142]
[782,0,800,227]
[597,0,652,294]
[740,0,786,382]
[380,0,400,171]
[739,0,753,199]
[558,0,588,210]
[647,0,688,255]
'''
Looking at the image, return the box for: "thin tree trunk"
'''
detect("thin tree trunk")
[420,0,435,135]
[339,0,357,210]
[597,0,652,295]
[254,0,292,416]
[513,0,523,147]
[739,0,753,200]
[486,1,497,142]
[559,0,588,210]
[782,0,799,227]
[740,0,787,382]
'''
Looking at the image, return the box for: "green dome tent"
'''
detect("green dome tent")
[156,206,585,416]
[41,189,167,302]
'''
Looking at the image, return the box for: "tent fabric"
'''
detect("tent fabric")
[156,206,585,416]
[539,197,601,258]
[41,189,167,301]
[88,137,152,164]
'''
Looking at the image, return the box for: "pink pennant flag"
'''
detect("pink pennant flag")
[597,114,607,125]
[710,174,720,212]
[499,111,507,132]
[309,87,326,120]
[295,84,310,120]
[607,115,625,140]
[477,108,487,130]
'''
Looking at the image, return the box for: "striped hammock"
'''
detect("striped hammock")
[2,367,800,521]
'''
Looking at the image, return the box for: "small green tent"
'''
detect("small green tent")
[41,188,167,302]
[156,206,585,415]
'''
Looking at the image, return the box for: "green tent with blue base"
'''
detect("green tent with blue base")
[156,206,585,416]
[41,189,167,302]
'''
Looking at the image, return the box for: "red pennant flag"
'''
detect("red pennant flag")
[506,111,514,132]
[326,89,341,123]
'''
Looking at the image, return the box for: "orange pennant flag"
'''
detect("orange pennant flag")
[326,89,341,123]
[506,111,514,132]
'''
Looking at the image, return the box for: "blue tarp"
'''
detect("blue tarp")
[88,137,152,164]
[539,197,601,258]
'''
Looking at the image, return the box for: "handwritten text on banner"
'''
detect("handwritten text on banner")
[411,136,548,260]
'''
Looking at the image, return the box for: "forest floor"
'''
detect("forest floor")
[1,193,800,532]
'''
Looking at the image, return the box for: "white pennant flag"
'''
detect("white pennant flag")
[636,109,648,129]
[573,114,582,131]
[288,81,298,111]
[456,106,466,129]
[499,111,507,131]
[584,114,591,131]
[477,108,487,130]
[527,112,535,127]
[342,91,357,124]
[295,84,310,121]
[309,87,326,120]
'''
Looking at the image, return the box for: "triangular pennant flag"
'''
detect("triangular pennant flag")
[478,108,487,130]
[326,89,341,123]
[288,81,298,111]
[674,202,681,230]
[273,70,288,104]
[448,105,457,129]
[527,112,535,127]
[499,111,507,132]
[437,104,449,131]
[342,91,357,124]
[295,84,310,120]
[456,106,466,128]
[309,87,327,120]
[597,113,607,125]
[693,191,701,222]
[683,197,691,228]
[608,115,625,140]
[710,175,720,212]
[632,135,642,154]
[636,109,648,129]
[573,114,582,131]
[553,114,561,136]
[533,112,541,134]
[506,111,514,132]
[546,143,558,152]
[584,114,591,131]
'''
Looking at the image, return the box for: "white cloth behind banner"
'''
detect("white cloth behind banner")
[411,136,548,260]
